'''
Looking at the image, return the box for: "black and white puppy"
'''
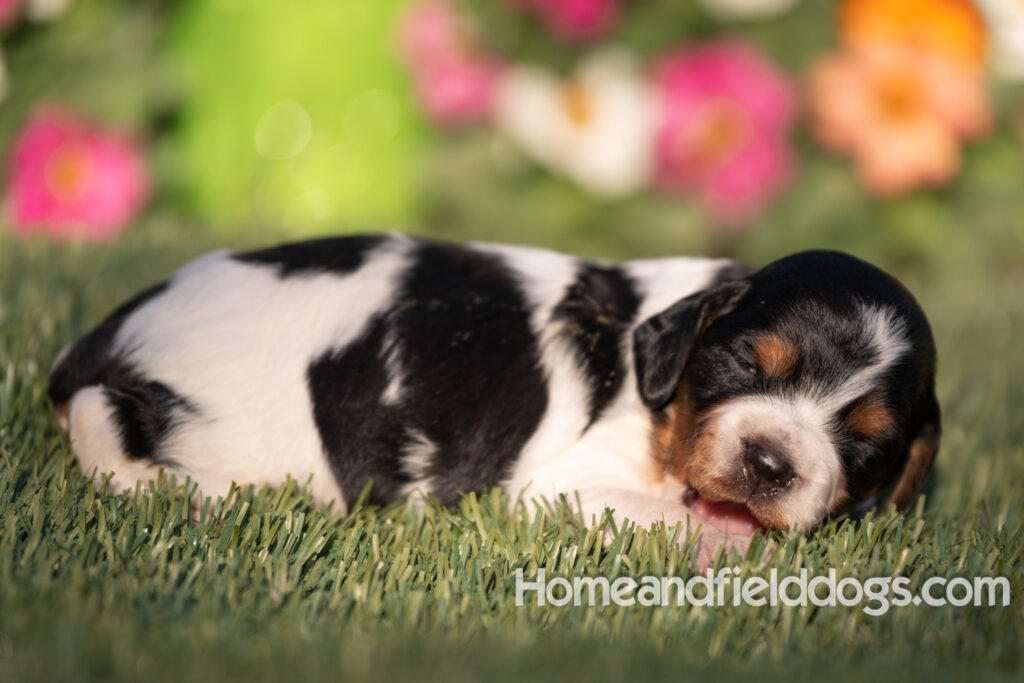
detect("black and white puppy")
[49,234,940,559]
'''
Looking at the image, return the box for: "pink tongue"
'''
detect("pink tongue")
[693,497,763,536]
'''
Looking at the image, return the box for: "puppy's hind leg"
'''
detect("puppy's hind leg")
[67,386,175,495]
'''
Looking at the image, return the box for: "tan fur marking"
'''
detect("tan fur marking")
[753,334,799,378]
[56,402,70,432]
[848,395,895,439]
[888,428,940,512]
[656,386,700,480]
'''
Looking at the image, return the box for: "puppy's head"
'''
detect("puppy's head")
[636,251,940,533]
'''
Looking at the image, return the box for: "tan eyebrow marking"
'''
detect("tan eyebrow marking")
[752,334,799,378]
[848,394,895,439]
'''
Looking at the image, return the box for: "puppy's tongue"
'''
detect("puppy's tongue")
[690,496,762,537]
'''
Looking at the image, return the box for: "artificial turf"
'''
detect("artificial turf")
[0,225,1021,682]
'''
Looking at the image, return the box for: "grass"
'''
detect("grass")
[0,223,1022,682]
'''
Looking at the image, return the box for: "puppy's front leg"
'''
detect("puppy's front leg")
[575,487,754,572]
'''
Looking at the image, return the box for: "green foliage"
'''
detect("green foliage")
[0,0,171,146]
[167,0,426,233]
[0,223,1022,682]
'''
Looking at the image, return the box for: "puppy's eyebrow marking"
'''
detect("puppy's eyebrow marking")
[753,334,799,378]
[847,394,894,439]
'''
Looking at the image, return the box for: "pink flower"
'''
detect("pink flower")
[0,0,25,30]
[808,44,992,196]
[653,41,798,226]
[5,108,150,241]
[515,0,621,43]
[397,0,464,67]
[413,61,502,125]
[398,1,502,126]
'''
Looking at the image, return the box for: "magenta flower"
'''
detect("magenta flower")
[412,60,503,125]
[397,0,464,67]
[514,0,621,43]
[0,0,24,30]
[398,1,502,126]
[653,41,798,226]
[5,108,149,241]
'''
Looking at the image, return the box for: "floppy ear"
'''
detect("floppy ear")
[887,392,941,512]
[633,280,750,409]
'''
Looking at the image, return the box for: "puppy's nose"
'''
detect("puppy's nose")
[742,441,795,493]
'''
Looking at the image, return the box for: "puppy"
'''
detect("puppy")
[49,234,940,563]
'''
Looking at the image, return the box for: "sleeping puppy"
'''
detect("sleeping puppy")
[48,234,940,565]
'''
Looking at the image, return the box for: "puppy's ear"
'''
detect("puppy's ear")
[887,391,941,512]
[633,280,750,409]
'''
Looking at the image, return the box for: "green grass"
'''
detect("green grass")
[0,224,1022,682]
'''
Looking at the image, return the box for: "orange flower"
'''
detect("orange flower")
[809,44,992,196]
[839,0,988,71]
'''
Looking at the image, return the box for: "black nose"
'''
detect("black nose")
[742,441,795,493]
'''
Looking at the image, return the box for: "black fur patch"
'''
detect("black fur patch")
[100,363,196,464]
[307,319,410,505]
[308,241,548,506]
[233,235,386,276]
[552,264,640,427]
[48,283,168,407]
[388,242,548,504]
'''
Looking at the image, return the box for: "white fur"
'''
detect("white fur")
[624,257,733,322]
[68,387,166,494]
[500,251,723,515]
[398,428,440,501]
[697,395,842,531]
[380,326,405,407]
[98,234,415,513]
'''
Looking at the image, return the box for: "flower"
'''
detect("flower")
[398,0,503,125]
[697,0,801,21]
[398,0,465,67]
[0,0,24,30]
[410,56,503,126]
[5,108,150,241]
[976,0,1024,79]
[808,44,992,196]
[652,41,798,225]
[495,49,656,196]
[26,0,76,22]
[511,0,621,43]
[839,0,988,72]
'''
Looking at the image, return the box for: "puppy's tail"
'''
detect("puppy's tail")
[49,283,168,429]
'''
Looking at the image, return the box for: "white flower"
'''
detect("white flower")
[27,0,75,22]
[495,49,656,197]
[697,0,800,20]
[977,0,1024,79]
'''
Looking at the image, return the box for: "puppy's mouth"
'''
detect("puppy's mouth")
[682,486,763,537]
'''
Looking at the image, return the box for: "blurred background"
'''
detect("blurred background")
[0,0,1019,271]
[1,5,1021,678]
